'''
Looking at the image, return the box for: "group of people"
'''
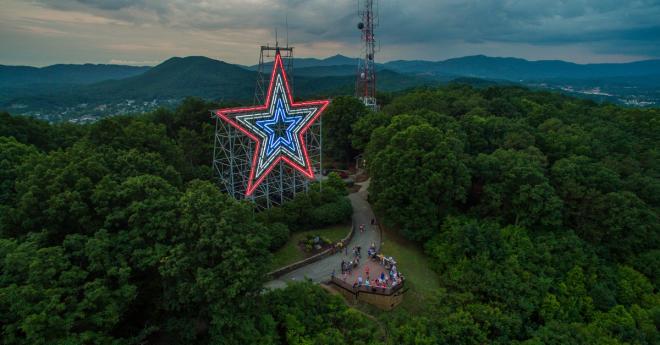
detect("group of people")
[339,244,362,274]
[331,216,404,290]
[333,243,404,291]
[340,257,357,274]
[350,261,404,290]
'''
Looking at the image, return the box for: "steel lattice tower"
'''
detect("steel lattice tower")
[212,44,322,209]
[356,0,378,110]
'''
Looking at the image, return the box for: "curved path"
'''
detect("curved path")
[265,179,380,289]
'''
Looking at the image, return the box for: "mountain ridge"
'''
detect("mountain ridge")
[0,63,150,87]
[0,55,440,122]
[382,54,660,80]
[245,54,359,70]
[4,54,660,84]
[2,54,659,121]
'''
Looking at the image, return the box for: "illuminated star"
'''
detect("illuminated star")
[214,50,330,195]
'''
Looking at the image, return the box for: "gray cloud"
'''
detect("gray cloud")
[3,0,660,66]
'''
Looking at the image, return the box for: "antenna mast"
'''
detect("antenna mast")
[356,0,378,111]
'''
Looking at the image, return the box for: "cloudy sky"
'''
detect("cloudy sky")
[1,0,659,66]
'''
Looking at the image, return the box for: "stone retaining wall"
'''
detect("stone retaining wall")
[329,276,405,296]
[327,276,405,310]
[267,220,355,279]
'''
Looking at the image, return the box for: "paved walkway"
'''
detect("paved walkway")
[265,179,380,289]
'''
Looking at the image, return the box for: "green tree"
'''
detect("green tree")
[591,192,658,260]
[0,136,39,206]
[322,96,368,163]
[370,122,470,241]
[351,110,391,152]
[160,180,271,344]
[471,147,563,228]
[265,281,383,344]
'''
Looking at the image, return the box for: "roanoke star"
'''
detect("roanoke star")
[214,50,330,195]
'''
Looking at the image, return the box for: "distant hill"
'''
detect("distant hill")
[250,53,660,82]
[0,64,150,87]
[384,55,660,80]
[83,56,257,101]
[294,65,358,77]
[80,57,436,101]
[0,56,428,105]
[247,54,359,71]
[2,54,659,121]
[0,56,438,121]
[295,69,440,98]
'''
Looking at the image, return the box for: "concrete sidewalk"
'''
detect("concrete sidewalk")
[265,179,380,289]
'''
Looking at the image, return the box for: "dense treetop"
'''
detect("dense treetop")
[0,98,359,344]
[355,85,659,344]
[1,85,658,344]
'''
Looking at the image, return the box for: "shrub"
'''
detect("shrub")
[310,197,353,228]
[265,222,290,251]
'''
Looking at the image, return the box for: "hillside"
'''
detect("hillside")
[295,69,440,98]
[384,55,660,80]
[2,54,659,122]
[0,56,437,122]
[84,56,257,101]
[0,63,150,87]
[294,65,358,77]
[248,54,359,70]
[1,85,658,344]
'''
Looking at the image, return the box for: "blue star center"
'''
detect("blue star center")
[255,98,303,156]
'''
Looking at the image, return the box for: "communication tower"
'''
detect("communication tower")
[356,0,379,110]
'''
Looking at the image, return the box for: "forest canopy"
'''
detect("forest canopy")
[1,85,658,344]
[358,85,659,344]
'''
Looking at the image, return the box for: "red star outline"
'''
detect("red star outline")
[214,51,330,196]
